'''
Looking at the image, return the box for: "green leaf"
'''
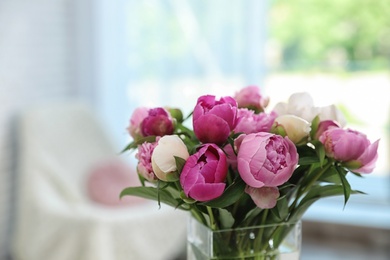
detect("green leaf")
[229,194,257,227]
[350,171,363,178]
[121,136,157,153]
[157,180,163,208]
[271,196,289,221]
[290,184,354,222]
[310,115,320,140]
[165,184,182,201]
[298,164,323,187]
[319,166,341,184]
[297,143,316,156]
[136,171,147,186]
[157,180,170,190]
[183,111,193,121]
[289,197,317,223]
[298,156,319,165]
[120,142,137,153]
[336,166,351,207]
[217,208,235,229]
[289,165,309,185]
[201,178,246,208]
[290,184,364,223]
[174,156,186,174]
[180,191,196,204]
[175,200,191,210]
[120,186,179,208]
[242,207,263,226]
[313,140,326,167]
[299,184,345,205]
[342,160,362,170]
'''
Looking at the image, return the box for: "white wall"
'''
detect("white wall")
[0,0,92,258]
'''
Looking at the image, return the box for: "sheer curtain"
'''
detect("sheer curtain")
[93,0,268,146]
[90,0,390,235]
[92,0,390,230]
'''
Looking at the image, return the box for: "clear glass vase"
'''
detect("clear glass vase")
[187,217,301,260]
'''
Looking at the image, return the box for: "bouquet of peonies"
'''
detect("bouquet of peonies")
[121,86,379,258]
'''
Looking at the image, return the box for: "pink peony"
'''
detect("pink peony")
[313,120,341,140]
[235,108,277,134]
[193,95,238,145]
[127,107,149,140]
[180,144,228,202]
[237,133,298,188]
[234,86,269,113]
[135,140,159,182]
[141,107,174,137]
[319,128,379,174]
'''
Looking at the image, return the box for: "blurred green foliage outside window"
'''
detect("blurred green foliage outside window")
[268,0,390,71]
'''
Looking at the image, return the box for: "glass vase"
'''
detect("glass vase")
[187,216,301,260]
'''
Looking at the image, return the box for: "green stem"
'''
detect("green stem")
[173,180,182,192]
[190,206,207,226]
[289,161,332,212]
[254,209,269,253]
[175,123,199,145]
[260,209,269,225]
[207,206,218,230]
[302,162,332,195]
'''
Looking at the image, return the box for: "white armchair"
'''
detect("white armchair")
[12,101,187,260]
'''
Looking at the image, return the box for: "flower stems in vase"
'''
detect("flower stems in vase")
[120,86,379,260]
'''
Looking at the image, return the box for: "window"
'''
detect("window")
[93,0,390,227]
[266,0,390,227]
[123,1,267,114]
[92,0,269,146]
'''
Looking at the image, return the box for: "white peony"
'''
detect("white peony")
[151,135,189,181]
[274,115,311,144]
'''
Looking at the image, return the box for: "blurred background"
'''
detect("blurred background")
[0,0,389,259]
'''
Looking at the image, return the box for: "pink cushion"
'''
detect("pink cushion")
[87,158,146,207]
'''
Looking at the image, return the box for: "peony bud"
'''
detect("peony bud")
[272,115,311,144]
[234,86,269,113]
[136,140,159,182]
[237,133,298,188]
[167,107,183,123]
[234,108,276,134]
[141,107,174,137]
[127,107,149,140]
[151,135,189,181]
[313,120,341,140]
[193,95,237,145]
[180,144,228,202]
[319,128,379,174]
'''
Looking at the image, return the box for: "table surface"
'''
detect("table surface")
[301,240,390,260]
[301,221,390,260]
